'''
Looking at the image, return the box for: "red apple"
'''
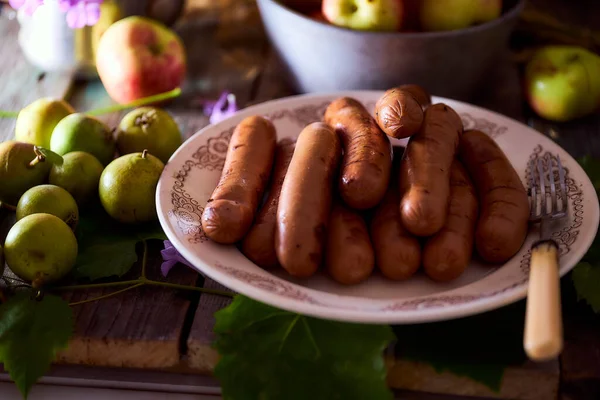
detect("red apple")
[96,16,187,105]
[322,0,404,32]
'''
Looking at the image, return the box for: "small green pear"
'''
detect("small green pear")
[16,184,79,230]
[0,141,52,205]
[524,45,600,122]
[99,150,165,224]
[4,213,78,287]
[49,151,104,206]
[14,98,75,148]
[116,107,182,163]
[50,113,116,165]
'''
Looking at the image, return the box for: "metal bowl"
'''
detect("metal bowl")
[257,0,525,100]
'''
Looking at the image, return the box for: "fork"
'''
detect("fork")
[523,153,568,361]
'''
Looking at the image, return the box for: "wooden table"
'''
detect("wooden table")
[1,1,599,399]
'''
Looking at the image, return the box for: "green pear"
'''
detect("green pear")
[14,98,75,148]
[420,0,476,31]
[0,141,53,205]
[99,150,165,224]
[116,107,182,163]
[16,184,79,230]
[50,113,116,165]
[4,213,78,287]
[524,46,600,122]
[49,151,104,206]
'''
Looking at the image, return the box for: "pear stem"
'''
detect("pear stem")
[0,110,19,118]
[141,149,148,159]
[0,202,17,212]
[28,147,46,167]
[85,87,182,116]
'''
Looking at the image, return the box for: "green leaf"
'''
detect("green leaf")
[35,146,63,167]
[578,155,600,191]
[572,262,600,313]
[0,291,73,398]
[572,156,600,312]
[73,206,167,281]
[213,295,395,400]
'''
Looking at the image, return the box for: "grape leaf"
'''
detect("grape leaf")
[572,262,600,313]
[213,295,395,400]
[571,156,600,312]
[72,207,167,281]
[0,291,73,399]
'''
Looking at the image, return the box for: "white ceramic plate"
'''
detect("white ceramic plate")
[156,91,599,324]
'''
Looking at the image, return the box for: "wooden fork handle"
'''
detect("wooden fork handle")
[524,240,563,362]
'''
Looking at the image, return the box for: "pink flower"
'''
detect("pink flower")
[9,0,43,15]
[64,0,102,29]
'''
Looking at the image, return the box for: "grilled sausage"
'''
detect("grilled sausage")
[458,129,530,264]
[399,103,463,237]
[201,116,277,244]
[370,147,421,280]
[324,97,392,210]
[276,122,341,277]
[326,201,375,285]
[241,138,296,268]
[423,160,478,281]
[398,84,432,109]
[375,87,424,139]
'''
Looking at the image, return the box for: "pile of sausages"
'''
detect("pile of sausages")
[201,85,530,285]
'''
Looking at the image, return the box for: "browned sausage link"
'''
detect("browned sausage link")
[423,160,478,282]
[276,122,341,278]
[201,116,277,244]
[398,84,432,110]
[324,97,392,210]
[458,130,530,264]
[241,138,296,269]
[375,88,424,139]
[326,201,375,285]
[399,103,463,237]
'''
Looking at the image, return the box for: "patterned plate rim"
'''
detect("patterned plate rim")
[156,91,600,324]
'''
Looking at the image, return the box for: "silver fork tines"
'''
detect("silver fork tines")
[529,154,568,223]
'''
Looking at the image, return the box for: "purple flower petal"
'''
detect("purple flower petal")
[209,92,239,125]
[8,0,26,9]
[161,240,196,277]
[66,3,87,29]
[84,2,100,26]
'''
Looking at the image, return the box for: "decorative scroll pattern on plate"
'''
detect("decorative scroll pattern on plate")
[167,102,584,311]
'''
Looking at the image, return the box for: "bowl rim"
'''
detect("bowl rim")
[257,0,526,38]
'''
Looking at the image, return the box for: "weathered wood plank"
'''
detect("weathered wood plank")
[0,15,74,142]
[57,245,199,369]
[187,279,231,372]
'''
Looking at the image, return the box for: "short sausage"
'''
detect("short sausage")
[399,103,463,237]
[422,160,478,282]
[375,87,424,139]
[398,84,432,109]
[324,97,392,210]
[458,129,530,264]
[201,116,277,244]
[326,201,375,285]
[241,138,296,269]
[370,147,421,280]
[276,122,341,277]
